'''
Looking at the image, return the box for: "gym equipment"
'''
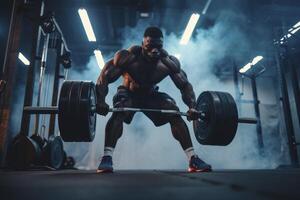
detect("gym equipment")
[24,81,257,146]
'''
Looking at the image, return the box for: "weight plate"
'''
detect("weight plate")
[58,81,74,141]
[68,81,83,141]
[43,135,64,169]
[78,81,96,141]
[215,92,238,145]
[193,91,222,145]
[59,81,96,142]
[193,91,238,146]
[9,135,41,169]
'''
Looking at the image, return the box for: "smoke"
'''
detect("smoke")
[64,8,289,170]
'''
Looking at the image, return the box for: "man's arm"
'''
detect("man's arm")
[162,55,196,109]
[164,55,198,121]
[96,49,135,102]
[96,59,122,103]
[170,69,196,109]
[96,49,135,115]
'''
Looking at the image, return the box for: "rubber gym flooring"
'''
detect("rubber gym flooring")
[1,169,300,200]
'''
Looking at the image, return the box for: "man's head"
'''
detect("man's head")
[142,26,163,62]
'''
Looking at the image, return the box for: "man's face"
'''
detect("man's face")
[142,36,163,62]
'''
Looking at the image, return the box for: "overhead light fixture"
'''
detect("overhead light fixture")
[239,63,251,73]
[94,49,105,69]
[251,56,263,66]
[280,20,300,42]
[18,52,30,66]
[78,8,96,42]
[180,13,200,45]
[239,56,263,73]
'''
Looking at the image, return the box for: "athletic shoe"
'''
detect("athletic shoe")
[96,156,113,173]
[188,155,212,172]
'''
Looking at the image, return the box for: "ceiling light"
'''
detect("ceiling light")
[78,8,96,42]
[180,13,200,45]
[18,52,30,66]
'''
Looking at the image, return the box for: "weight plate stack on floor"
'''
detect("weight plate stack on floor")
[42,135,64,169]
[9,134,42,169]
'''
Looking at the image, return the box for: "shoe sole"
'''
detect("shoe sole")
[188,167,212,173]
[96,169,113,173]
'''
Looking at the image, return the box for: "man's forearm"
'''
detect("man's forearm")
[96,79,108,103]
[181,83,197,109]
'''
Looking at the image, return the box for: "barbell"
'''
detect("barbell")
[23,81,257,146]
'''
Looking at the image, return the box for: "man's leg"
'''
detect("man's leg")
[97,86,134,173]
[105,113,126,149]
[169,116,212,172]
[169,116,195,158]
[144,90,212,172]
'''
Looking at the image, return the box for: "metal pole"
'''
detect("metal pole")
[48,39,63,137]
[0,0,24,164]
[20,1,44,136]
[233,63,242,113]
[289,58,300,129]
[250,77,264,154]
[275,45,299,165]
[33,33,49,136]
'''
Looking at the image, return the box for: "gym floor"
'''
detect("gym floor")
[1,169,300,200]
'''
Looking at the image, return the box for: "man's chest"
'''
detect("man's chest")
[124,59,170,84]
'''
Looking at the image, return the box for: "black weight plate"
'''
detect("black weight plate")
[224,92,238,143]
[193,91,223,145]
[58,81,74,141]
[49,136,64,169]
[30,134,45,149]
[43,135,64,169]
[9,135,41,169]
[215,92,238,145]
[78,81,96,141]
[68,81,83,141]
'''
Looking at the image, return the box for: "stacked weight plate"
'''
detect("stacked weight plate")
[193,91,238,146]
[58,81,97,142]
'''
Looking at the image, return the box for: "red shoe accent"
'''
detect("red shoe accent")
[96,169,113,173]
[188,167,211,173]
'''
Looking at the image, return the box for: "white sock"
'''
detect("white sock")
[184,147,196,160]
[103,147,114,157]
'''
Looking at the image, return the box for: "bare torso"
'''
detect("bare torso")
[122,54,171,92]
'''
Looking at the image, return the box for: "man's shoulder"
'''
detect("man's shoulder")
[113,46,139,67]
[127,45,142,55]
[160,51,181,73]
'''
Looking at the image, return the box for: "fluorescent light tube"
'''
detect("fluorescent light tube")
[78,8,97,42]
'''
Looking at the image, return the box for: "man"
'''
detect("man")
[96,26,211,173]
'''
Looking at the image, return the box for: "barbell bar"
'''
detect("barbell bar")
[23,106,257,124]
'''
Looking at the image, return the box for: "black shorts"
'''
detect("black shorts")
[112,86,179,126]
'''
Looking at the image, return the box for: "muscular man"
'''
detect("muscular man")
[96,27,211,173]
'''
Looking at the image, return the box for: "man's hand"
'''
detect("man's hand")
[96,101,110,116]
[187,108,199,121]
